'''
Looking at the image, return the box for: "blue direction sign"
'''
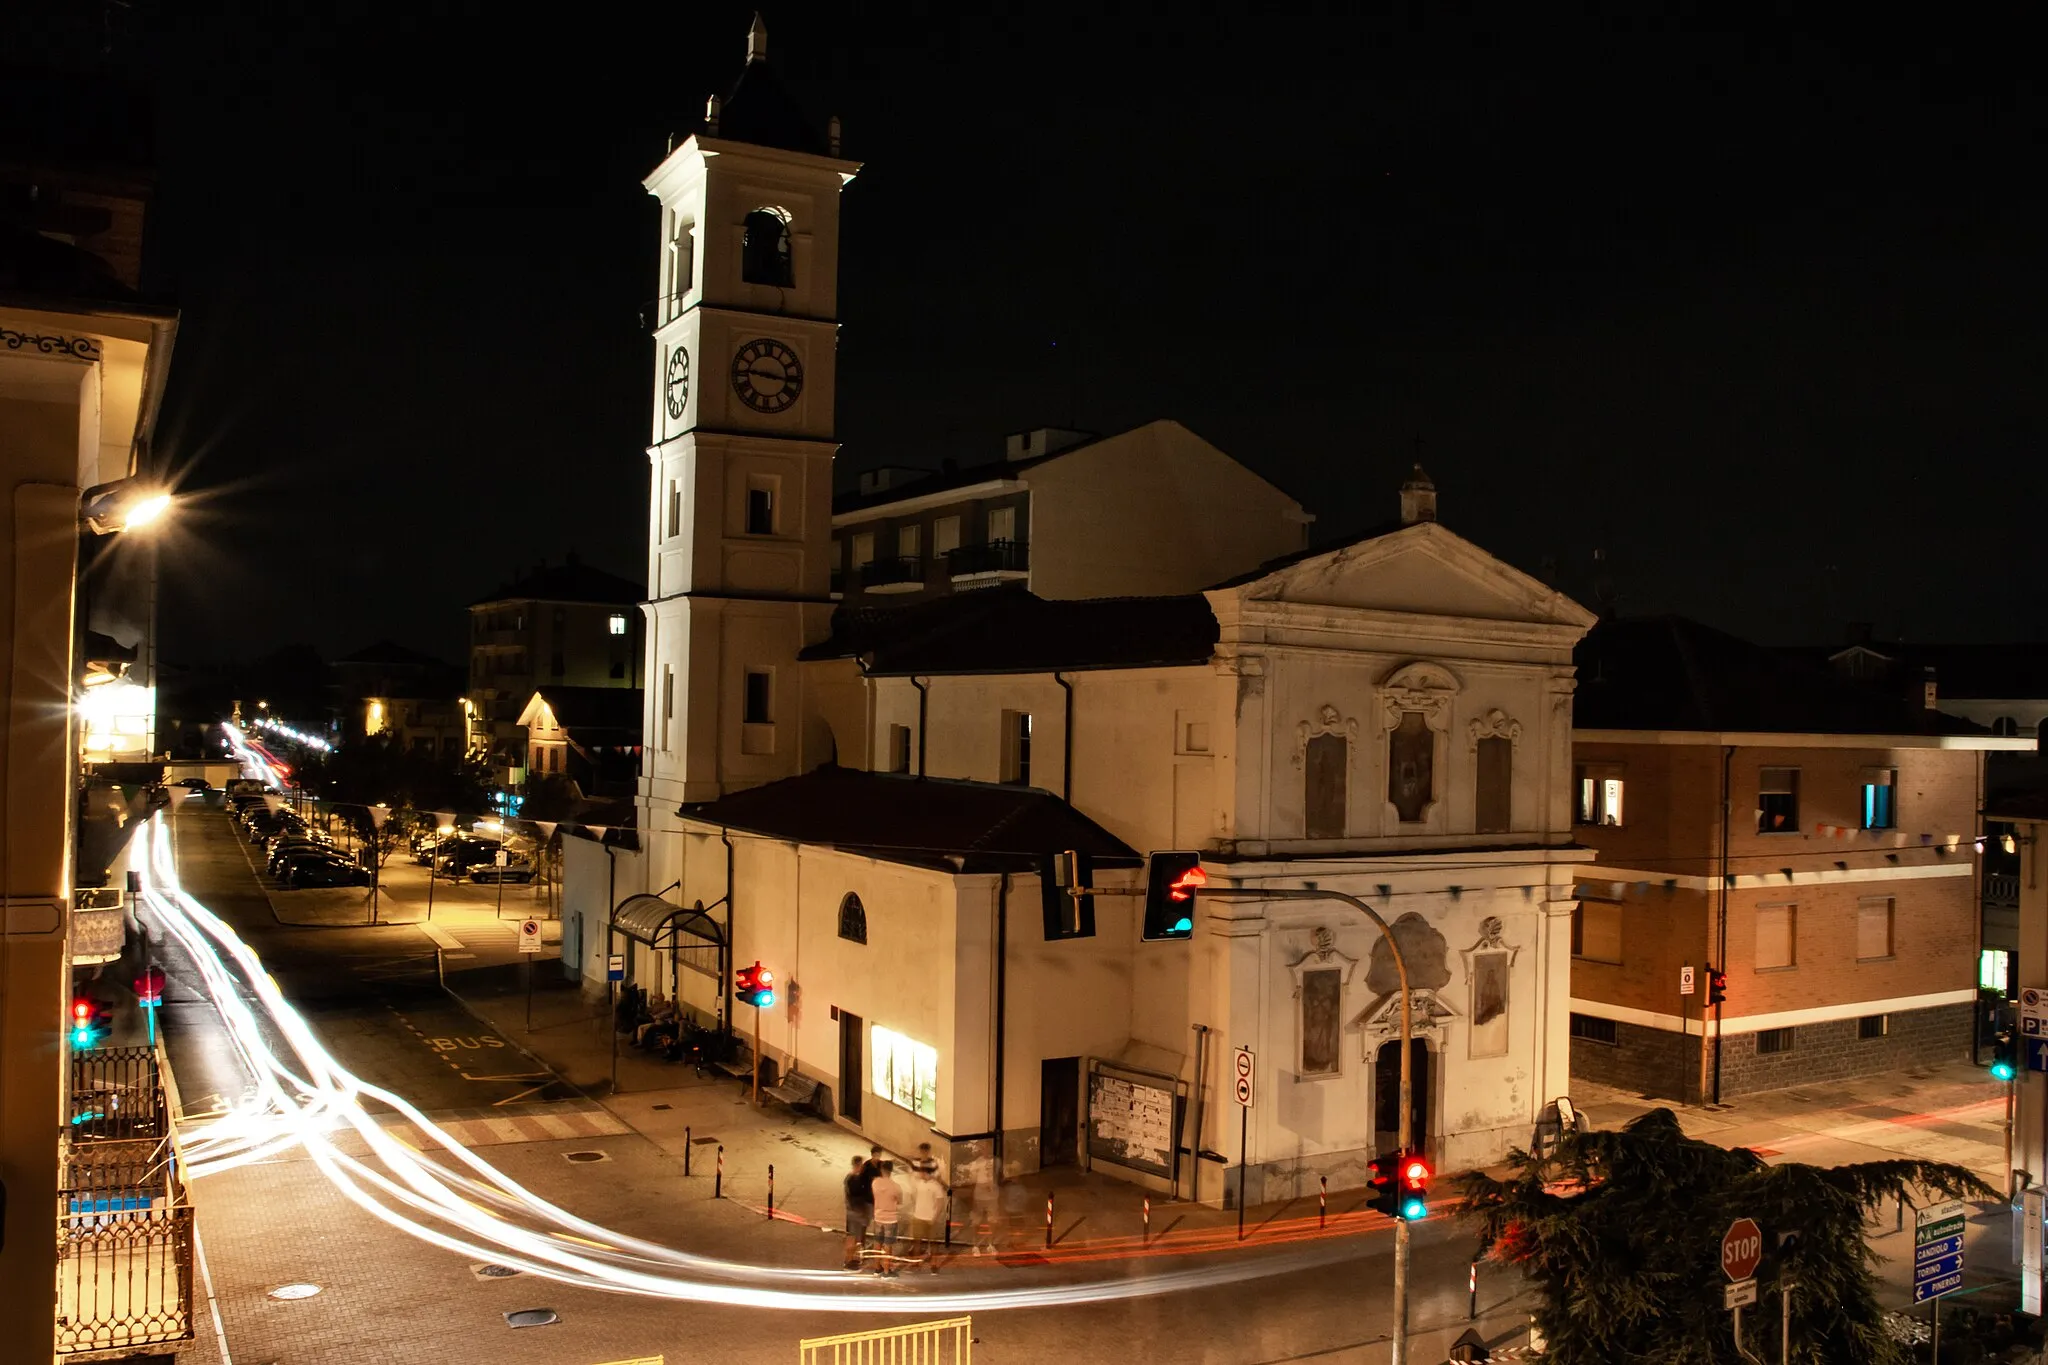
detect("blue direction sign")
[2028,1038,2048,1074]
[1914,1200,1968,1305]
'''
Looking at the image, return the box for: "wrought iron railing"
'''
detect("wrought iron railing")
[1985,872,2020,908]
[945,539,1028,577]
[56,1043,194,1356]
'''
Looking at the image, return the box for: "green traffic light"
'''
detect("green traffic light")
[1401,1197,1428,1220]
[1993,1060,2018,1081]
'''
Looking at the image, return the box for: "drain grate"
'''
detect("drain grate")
[690,1134,720,1145]
[470,1263,522,1280]
[505,1308,559,1329]
[563,1150,610,1163]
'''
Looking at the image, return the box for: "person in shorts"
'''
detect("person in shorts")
[841,1155,871,1269]
[870,1160,904,1275]
[906,1157,949,1271]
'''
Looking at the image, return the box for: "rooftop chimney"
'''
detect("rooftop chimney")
[746,12,768,64]
[1399,464,1438,524]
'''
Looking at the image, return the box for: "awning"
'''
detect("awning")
[611,894,726,950]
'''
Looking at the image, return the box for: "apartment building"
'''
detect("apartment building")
[1567,616,2028,1101]
[829,420,1314,604]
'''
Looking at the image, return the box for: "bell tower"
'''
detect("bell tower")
[639,15,858,855]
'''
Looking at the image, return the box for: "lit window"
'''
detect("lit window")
[870,1024,937,1120]
[1574,765,1625,826]
[1982,948,2012,993]
[1860,767,1896,830]
[609,614,628,636]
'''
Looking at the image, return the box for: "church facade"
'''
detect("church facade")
[565,19,1598,1203]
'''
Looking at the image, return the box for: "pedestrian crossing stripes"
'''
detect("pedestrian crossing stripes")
[385,1107,631,1149]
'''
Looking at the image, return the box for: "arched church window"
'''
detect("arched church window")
[838,892,867,945]
[742,208,794,287]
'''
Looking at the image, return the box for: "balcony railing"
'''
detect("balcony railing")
[57,1044,194,1357]
[945,539,1028,578]
[857,555,925,591]
[1986,872,2020,909]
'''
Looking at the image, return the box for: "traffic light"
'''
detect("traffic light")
[1991,1033,2019,1083]
[1397,1152,1433,1221]
[1143,852,1206,940]
[70,997,110,1050]
[1367,1155,1401,1216]
[1041,849,1096,940]
[735,961,776,1009]
[1706,967,1728,1007]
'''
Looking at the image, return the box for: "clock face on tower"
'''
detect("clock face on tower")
[730,338,804,413]
[665,346,690,420]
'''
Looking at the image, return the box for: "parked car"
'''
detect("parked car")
[286,858,372,889]
[468,862,535,884]
[266,838,332,874]
[276,849,361,884]
[174,777,212,791]
[433,837,502,876]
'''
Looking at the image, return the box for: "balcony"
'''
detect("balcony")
[856,555,926,595]
[946,538,1029,583]
[57,1045,195,1358]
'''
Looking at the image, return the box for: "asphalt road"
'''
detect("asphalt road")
[157,801,578,1114]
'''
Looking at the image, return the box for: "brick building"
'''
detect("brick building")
[1565,616,2028,1102]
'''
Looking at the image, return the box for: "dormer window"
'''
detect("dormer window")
[742,208,794,287]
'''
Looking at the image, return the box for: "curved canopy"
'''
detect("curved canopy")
[611,894,725,949]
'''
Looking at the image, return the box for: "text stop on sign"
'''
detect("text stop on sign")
[1722,1217,1763,1282]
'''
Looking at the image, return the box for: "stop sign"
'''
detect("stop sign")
[1722,1217,1763,1282]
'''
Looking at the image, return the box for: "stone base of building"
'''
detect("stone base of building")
[1571,1002,1973,1104]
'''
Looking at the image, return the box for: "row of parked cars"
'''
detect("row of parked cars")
[231,795,374,888]
[410,829,536,884]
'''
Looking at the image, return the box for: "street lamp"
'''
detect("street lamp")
[79,477,171,536]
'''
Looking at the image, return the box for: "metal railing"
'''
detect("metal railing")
[1985,872,2020,908]
[799,1317,972,1365]
[56,1043,195,1357]
[945,539,1028,577]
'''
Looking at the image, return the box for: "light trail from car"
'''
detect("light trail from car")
[144,812,1364,1312]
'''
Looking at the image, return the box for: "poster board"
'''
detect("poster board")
[1086,1062,1181,1179]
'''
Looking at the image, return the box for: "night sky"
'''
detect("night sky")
[16,4,2047,665]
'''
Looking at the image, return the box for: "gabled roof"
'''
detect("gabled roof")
[1576,616,2004,741]
[520,686,644,738]
[470,561,643,608]
[799,588,1217,675]
[678,765,1142,874]
[1791,640,2048,703]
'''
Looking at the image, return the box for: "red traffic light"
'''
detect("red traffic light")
[757,967,773,987]
[1402,1156,1432,1187]
[72,998,92,1023]
[1169,864,1207,902]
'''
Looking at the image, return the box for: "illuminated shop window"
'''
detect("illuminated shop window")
[870,1024,937,1120]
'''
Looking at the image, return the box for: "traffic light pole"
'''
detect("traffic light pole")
[1190,885,1415,1365]
[752,1002,762,1106]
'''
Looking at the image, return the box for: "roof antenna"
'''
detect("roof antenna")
[747,12,768,64]
[704,94,721,136]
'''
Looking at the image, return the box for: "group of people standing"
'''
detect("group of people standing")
[842,1143,1002,1273]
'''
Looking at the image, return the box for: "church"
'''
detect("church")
[560,17,1599,1204]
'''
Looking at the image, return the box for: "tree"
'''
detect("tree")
[1459,1108,1993,1364]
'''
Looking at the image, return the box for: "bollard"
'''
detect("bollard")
[715,1144,724,1199]
[1469,1261,1478,1320]
[1320,1175,1328,1230]
[684,1126,692,1177]
[1897,1196,1905,1234]
[1046,1193,1054,1249]
[768,1163,775,1220]
[1143,1195,1151,1245]
[945,1189,955,1247]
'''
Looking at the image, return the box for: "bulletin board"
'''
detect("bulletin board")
[1086,1061,1183,1180]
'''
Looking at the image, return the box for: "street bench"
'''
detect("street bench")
[763,1072,828,1117]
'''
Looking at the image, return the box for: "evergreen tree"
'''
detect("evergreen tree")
[1459,1108,1993,1364]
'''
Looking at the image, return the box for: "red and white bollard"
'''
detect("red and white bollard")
[1045,1193,1054,1249]
[1143,1195,1151,1245]
[1319,1175,1328,1229]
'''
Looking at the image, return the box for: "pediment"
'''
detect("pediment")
[1227,524,1595,628]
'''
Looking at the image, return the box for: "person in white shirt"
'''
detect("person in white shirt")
[869,1160,904,1276]
[907,1160,948,1271]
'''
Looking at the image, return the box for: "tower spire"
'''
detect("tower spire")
[747,12,768,65]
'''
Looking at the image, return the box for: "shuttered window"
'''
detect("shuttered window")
[1857,897,1894,961]
[1755,904,1796,971]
